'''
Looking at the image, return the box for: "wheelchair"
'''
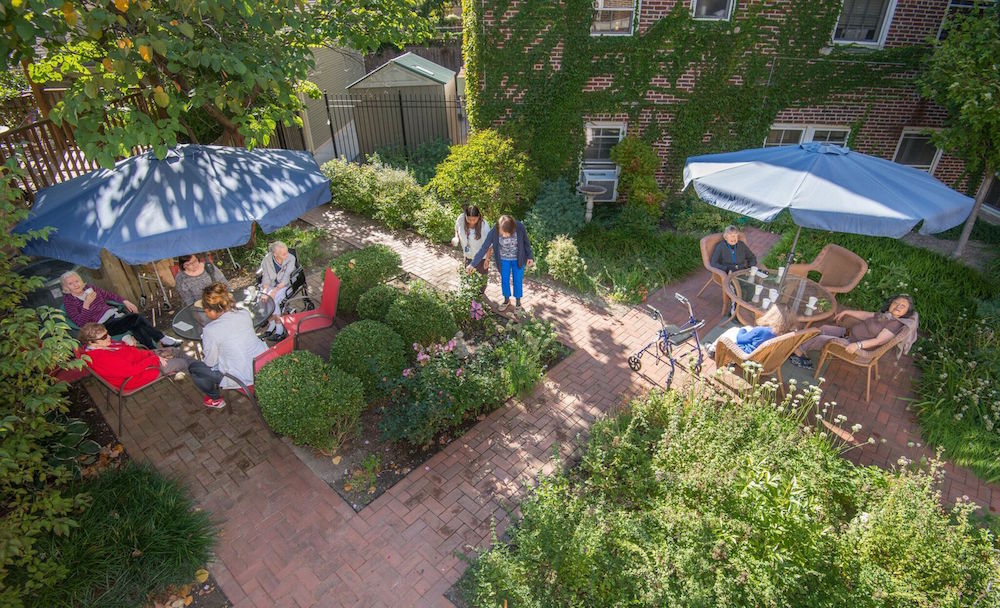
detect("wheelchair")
[255,247,315,314]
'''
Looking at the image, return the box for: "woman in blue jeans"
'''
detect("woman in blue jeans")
[467,215,534,312]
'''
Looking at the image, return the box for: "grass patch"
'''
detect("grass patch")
[23,462,216,608]
[937,216,1000,245]
[575,221,701,303]
[766,228,1000,482]
[232,224,326,269]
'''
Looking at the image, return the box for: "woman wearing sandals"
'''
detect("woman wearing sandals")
[467,215,533,312]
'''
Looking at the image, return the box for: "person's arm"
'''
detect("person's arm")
[259,254,274,288]
[520,223,534,264]
[277,255,296,288]
[469,228,496,268]
[63,294,87,326]
[848,328,896,353]
[209,264,230,289]
[95,284,137,313]
[709,243,731,272]
[835,309,874,323]
[201,328,221,368]
[741,243,757,268]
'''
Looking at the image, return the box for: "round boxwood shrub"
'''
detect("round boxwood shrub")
[357,284,401,322]
[328,320,406,399]
[330,244,403,315]
[256,351,365,450]
[385,284,458,349]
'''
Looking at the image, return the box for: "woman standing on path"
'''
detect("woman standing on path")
[467,215,533,312]
[454,206,490,276]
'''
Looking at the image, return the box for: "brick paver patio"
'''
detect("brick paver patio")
[82,207,999,607]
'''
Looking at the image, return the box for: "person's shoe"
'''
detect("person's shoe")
[789,354,814,370]
[159,335,181,347]
[515,298,522,308]
[202,396,226,409]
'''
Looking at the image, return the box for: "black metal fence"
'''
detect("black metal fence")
[323,93,469,162]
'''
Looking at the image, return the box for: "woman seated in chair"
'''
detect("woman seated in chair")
[61,271,179,350]
[790,294,915,369]
[78,322,217,397]
[174,253,229,307]
[710,225,758,273]
[198,282,268,409]
[708,305,790,356]
[258,241,295,339]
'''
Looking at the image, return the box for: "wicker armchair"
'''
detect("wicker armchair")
[697,233,751,316]
[814,330,907,403]
[787,244,867,305]
[715,327,820,389]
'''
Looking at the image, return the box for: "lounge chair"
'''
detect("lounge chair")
[813,330,907,403]
[714,327,820,391]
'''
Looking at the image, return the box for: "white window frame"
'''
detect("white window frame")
[691,0,735,21]
[763,124,851,148]
[580,121,626,202]
[831,0,898,48]
[892,129,942,173]
[591,0,640,37]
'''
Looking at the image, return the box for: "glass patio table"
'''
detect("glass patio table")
[171,286,275,341]
[725,269,835,327]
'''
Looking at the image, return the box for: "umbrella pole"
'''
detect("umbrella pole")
[785,225,802,269]
[152,270,171,310]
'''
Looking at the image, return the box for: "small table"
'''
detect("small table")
[171,286,275,340]
[726,269,835,327]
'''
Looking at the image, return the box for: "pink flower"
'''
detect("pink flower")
[455,367,463,377]
[470,301,484,320]
[413,342,421,351]
[445,339,455,352]
[417,351,430,364]
[402,368,413,378]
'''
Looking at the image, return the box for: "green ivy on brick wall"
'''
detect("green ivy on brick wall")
[462,0,924,189]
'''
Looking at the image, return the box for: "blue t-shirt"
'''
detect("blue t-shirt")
[736,326,778,353]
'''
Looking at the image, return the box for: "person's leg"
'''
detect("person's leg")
[796,325,846,355]
[155,348,191,375]
[269,289,288,335]
[709,326,743,353]
[499,259,513,302]
[187,361,224,399]
[104,314,158,349]
[512,262,524,303]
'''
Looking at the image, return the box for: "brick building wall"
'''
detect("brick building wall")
[478,0,975,190]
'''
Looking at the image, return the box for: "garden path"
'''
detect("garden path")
[84,206,1000,608]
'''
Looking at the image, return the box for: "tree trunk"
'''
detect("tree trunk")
[953,170,995,258]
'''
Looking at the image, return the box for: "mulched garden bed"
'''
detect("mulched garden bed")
[66,383,232,608]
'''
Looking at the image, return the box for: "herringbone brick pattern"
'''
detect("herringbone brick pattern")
[80,207,996,607]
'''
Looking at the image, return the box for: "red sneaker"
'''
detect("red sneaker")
[202,396,227,409]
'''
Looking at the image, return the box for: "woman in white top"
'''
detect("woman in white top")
[198,282,268,408]
[455,206,490,277]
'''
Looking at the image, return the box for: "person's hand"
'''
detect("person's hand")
[846,341,862,354]
[82,290,97,309]
[158,356,169,367]
[526,258,534,268]
[122,335,138,346]
[465,265,475,275]
[122,300,138,314]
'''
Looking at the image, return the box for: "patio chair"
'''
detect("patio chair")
[280,267,340,349]
[787,244,867,306]
[813,330,907,403]
[696,233,750,317]
[76,347,187,435]
[715,327,820,392]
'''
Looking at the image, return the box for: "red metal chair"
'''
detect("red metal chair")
[280,267,340,348]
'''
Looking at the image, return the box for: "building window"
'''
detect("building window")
[939,0,997,40]
[893,131,942,172]
[763,125,850,147]
[581,122,626,201]
[982,174,1000,212]
[591,0,637,36]
[833,0,895,45]
[692,0,734,20]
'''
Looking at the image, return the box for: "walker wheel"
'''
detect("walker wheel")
[694,363,702,375]
[658,340,669,355]
[627,356,641,372]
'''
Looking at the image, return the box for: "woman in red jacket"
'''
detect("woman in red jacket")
[77,323,222,406]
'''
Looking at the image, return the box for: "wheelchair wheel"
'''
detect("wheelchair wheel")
[627,356,641,372]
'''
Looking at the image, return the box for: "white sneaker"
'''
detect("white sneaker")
[159,336,181,347]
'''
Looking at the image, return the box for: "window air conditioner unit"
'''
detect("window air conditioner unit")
[582,169,619,202]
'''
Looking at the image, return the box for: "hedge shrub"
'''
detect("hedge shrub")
[330,244,402,315]
[22,462,216,608]
[256,352,365,449]
[369,138,450,186]
[385,282,457,349]
[357,284,401,322]
[370,162,426,229]
[525,178,586,241]
[328,320,407,399]
[320,157,377,216]
[545,236,589,292]
[414,197,456,244]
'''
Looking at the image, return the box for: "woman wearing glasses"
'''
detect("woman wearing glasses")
[174,253,229,307]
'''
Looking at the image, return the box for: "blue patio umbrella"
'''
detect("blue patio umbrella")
[682,142,975,261]
[14,144,331,268]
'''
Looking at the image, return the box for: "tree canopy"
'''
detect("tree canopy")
[0,0,433,167]
[919,6,1000,255]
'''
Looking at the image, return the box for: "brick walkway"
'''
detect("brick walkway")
[83,207,999,607]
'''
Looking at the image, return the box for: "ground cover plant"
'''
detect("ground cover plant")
[460,385,1000,607]
[766,229,1000,482]
[233,223,326,269]
[575,207,701,303]
[22,462,216,608]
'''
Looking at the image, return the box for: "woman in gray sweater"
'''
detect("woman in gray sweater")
[175,253,229,307]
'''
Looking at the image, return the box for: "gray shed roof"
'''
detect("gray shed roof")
[347,52,456,89]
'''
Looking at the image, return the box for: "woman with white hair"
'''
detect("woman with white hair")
[60,271,179,349]
[258,241,296,338]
